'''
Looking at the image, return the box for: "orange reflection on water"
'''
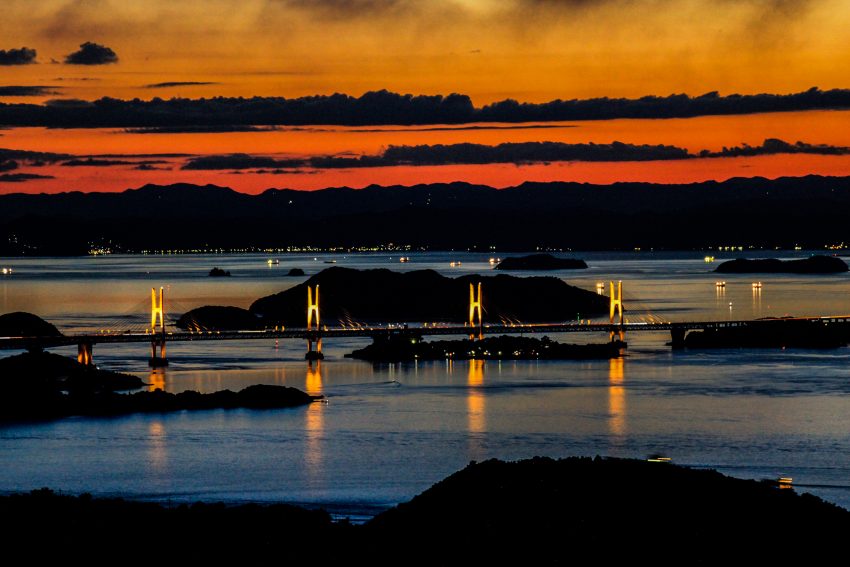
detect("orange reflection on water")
[305,361,324,479]
[608,357,626,438]
[148,369,166,392]
[467,359,486,458]
[147,420,168,474]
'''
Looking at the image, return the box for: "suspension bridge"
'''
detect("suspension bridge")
[2,281,850,366]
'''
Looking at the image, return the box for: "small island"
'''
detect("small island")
[287,268,306,276]
[346,334,625,362]
[494,253,588,271]
[715,255,849,274]
[0,312,62,337]
[0,349,317,422]
[208,267,231,277]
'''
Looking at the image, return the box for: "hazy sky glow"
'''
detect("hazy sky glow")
[2,0,850,193]
[2,0,849,103]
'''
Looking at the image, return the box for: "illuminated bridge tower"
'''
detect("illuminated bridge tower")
[306,284,324,360]
[149,286,168,367]
[469,282,483,340]
[609,280,624,343]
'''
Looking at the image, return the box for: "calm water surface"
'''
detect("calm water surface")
[3,251,850,515]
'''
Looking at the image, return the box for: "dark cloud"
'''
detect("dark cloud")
[0,160,18,172]
[181,137,850,173]
[182,141,689,172]
[375,141,689,165]
[144,81,219,89]
[125,125,278,134]
[60,158,132,167]
[284,0,412,19]
[1,88,849,128]
[64,42,118,65]
[701,138,850,158]
[0,47,37,66]
[0,86,61,97]
[0,148,73,163]
[61,158,169,167]
[182,154,304,170]
[44,98,95,108]
[0,173,54,183]
[134,164,171,171]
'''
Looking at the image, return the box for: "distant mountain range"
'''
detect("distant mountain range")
[2,176,850,254]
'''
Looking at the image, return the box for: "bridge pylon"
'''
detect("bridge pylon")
[306,285,324,360]
[469,282,483,339]
[609,280,624,342]
[149,286,168,367]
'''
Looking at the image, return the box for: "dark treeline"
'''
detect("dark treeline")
[2,87,850,127]
[4,176,850,254]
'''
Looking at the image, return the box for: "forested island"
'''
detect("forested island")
[178,267,607,329]
[346,335,625,362]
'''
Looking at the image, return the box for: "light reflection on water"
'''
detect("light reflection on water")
[2,251,850,514]
[608,357,626,440]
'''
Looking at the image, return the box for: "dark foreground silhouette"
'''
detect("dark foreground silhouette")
[346,334,625,361]
[0,457,846,564]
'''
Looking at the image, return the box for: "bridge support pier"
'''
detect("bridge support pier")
[671,327,687,349]
[609,328,625,343]
[149,338,168,367]
[306,336,324,361]
[77,342,93,366]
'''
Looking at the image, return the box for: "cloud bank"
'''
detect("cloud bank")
[1,88,850,128]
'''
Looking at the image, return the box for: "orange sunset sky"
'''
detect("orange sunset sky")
[3,0,850,193]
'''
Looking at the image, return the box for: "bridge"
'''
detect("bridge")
[3,281,850,365]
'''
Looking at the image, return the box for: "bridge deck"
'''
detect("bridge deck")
[3,316,850,350]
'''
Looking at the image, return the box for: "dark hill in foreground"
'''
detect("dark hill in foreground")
[369,456,850,562]
[715,255,849,273]
[1,457,846,563]
[248,267,608,326]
